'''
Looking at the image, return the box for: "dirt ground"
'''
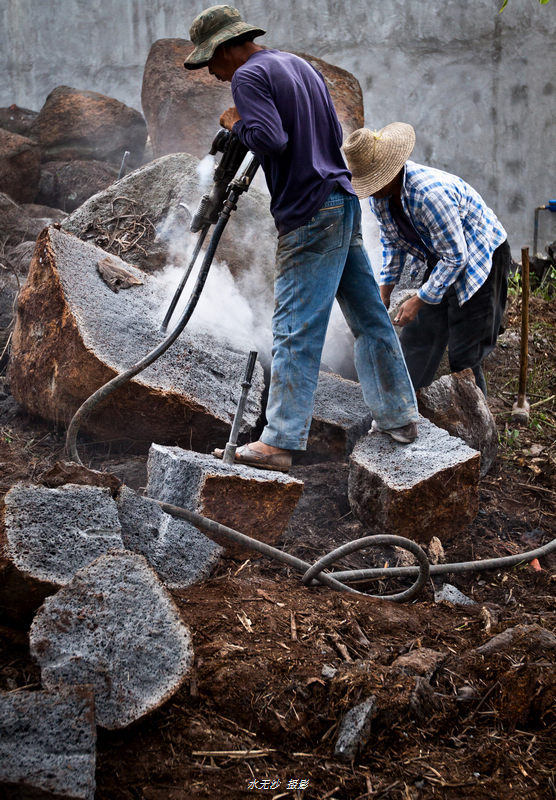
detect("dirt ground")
[0,289,555,800]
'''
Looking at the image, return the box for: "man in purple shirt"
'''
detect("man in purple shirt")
[185,5,419,471]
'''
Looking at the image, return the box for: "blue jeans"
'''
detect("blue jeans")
[261,187,418,450]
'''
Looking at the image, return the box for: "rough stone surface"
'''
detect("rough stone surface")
[147,444,304,556]
[0,192,63,250]
[36,159,117,212]
[30,550,194,729]
[141,40,363,160]
[0,483,123,620]
[300,371,372,464]
[0,104,38,137]
[334,696,376,762]
[417,369,499,477]
[434,583,475,606]
[0,127,40,203]
[348,416,480,544]
[0,685,96,800]
[475,624,556,657]
[9,226,265,451]
[117,485,222,588]
[61,151,277,298]
[391,648,447,679]
[30,86,147,168]
[39,461,122,493]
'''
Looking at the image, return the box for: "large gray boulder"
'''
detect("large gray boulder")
[30,550,194,729]
[9,225,265,451]
[0,686,96,800]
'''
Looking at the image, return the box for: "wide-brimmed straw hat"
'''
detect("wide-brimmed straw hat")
[342,123,416,198]
[184,5,266,69]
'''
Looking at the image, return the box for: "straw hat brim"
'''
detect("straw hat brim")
[184,22,266,69]
[342,123,416,198]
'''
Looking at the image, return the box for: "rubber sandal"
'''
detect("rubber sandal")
[212,444,291,473]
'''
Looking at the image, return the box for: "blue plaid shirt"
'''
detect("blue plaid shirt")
[370,161,507,306]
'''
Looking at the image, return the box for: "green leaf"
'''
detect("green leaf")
[499,0,509,11]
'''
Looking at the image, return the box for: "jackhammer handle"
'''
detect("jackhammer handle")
[243,350,258,385]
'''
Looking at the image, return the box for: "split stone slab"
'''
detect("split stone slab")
[9,225,264,451]
[348,416,480,544]
[117,485,222,589]
[300,371,372,464]
[30,550,193,729]
[147,444,304,557]
[0,685,96,800]
[0,483,123,621]
[417,369,498,477]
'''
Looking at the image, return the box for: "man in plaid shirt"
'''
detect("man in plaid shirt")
[343,123,511,396]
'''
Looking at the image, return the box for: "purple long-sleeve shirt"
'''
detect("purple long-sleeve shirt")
[231,49,354,234]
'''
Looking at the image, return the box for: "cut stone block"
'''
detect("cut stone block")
[300,371,372,464]
[348,417,480,544]
[9,225,264,451]
[0,483,123,621]
[146,444,304,556]
[30,550,193,730]
[117,485,222,589]
[0,685,96,800]
[417,369,498,477]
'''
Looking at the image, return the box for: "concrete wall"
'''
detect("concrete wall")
[1,0,555,251]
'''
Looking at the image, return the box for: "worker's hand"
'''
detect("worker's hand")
[380,284,394,309]
[220,106,241,131]
[394,295,425,326]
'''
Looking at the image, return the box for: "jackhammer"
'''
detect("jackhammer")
[65,129,259,464]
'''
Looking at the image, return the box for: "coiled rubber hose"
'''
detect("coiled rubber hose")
[154,498,555,602]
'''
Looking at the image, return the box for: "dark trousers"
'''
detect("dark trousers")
[399,240,511,395]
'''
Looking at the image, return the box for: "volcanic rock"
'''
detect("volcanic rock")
[0,192,64,250]
[141,40,364,160]
[147,444,304,556]
[36,159,117,212]
[30,86,147,168]
[29,550,193,729]
[0,685,96,800]
[39,461,122,493]
[0,128,40,203]
[417,369,498,477]
[334,696,376,762]
[301,371,372,464]
[0,104,38,137]
[61,151,277,294]
[9,226,264,451]
[117,485,222,588]
[0,483,123,621]
[348,416,480,543]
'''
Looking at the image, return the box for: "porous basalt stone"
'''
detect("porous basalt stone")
[146,444,304,556]
[301,371,372,464]
[0,685,96,799]
[9,226,264,451]
[417,369,498,477]
[348,416,480,544]
[0,483,123,621]
[29,550,193,729]
[117,485,222,588]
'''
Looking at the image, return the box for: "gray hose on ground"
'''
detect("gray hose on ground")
[327,538,556,583]
[155,499,554,602]
[155,500,430,602]
[65,211,230,465]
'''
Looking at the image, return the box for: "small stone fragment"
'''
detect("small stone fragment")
[434,583,476,606]
[334,696,376,762]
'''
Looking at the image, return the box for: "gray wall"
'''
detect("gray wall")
[2,0,555,251]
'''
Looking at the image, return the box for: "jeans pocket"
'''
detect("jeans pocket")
[305,204,344,254]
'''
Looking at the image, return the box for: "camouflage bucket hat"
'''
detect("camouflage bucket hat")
[184,4,266,69]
